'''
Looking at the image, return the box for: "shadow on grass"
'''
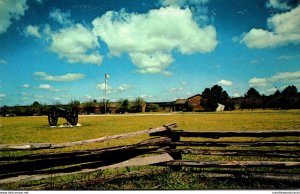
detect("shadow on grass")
[44,168,300,190]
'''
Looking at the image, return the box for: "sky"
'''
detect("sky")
[0,0,300,106]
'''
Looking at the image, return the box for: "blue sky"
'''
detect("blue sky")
[0,0,300,106]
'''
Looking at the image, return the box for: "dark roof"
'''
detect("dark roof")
[175,99,187,104]
[146,102,174,106]
[187,94,201,100]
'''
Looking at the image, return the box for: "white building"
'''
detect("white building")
[216,103,225,111]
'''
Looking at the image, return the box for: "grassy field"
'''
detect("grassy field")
[1,110,300,144]
[1,110,300,189]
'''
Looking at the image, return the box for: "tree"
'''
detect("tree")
[268,90,281,109]
[132,97,146,112]
[279,85,299,109]
[146,104,159,112]
[31,101,41,115]
[245,88,261,99]
[281,85,298,97]
[0,106,8,116]
[201,85,230,111]
[242,88,262,110]
[40,104,51,115]
[84,101,96,114]
[118,99,131,113]
[68,100,80,108]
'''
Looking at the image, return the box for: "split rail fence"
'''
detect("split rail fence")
[0,122,300,186]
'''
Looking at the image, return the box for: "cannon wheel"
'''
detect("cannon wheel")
[69,108,78,126]
[48,108,58,126]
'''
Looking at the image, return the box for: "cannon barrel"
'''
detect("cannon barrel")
[48,106,78,126]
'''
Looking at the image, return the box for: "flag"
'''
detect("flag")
[105,73,110,78]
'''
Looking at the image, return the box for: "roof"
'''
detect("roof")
[146,102,174,106]
[175,99,187,104]
[187,94,202,100]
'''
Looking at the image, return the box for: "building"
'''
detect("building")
[187,94,204,111]
[148,94,204,112]
[216,103,225,111]
[78,94,204,114]
[146,102,174,112]
[175,99,187,111]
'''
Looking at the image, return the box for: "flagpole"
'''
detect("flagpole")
[104,73,107,114]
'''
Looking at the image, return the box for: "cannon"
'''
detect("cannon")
[48,106,78,126]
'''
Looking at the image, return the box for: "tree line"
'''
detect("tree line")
[1,85,299,116]
[200,84,300,111]
[239,85,300,110]
[0,97,147,116]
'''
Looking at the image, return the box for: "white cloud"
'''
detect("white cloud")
[266,87,278,93]
[140,94,154,100]
[180,81,187,85]
[35,95,44,99]
[92,7,217,74]
[33,71,85,82]
[96,83,131,93]
[22,83,30,88]
[130,52,174,74]
[270,71,300,82]
[0,0,28,34]
[160,0,186,7]
[49,8,72,25]
[37,84,58,91]
[232,36,239,42]
[21,92,31,97]
[160,0,208,7]
[242,5,300,48]
[25,25,41,38]
[117,84,131,92]
[43,24,51,37]
[0,93,6,97]
[248,71,300,88]
[38,84,53,90]
[49,23,103,65]
[96,83,111,91]
[266,0,292,10]
[21,97,29,101]
[161,0,210,25]
[84,95,93,100]
[278,54,300,60]
[232,93,240,97]
[0,59,7,64]
[217,79,233,86]
[248,77,268,87]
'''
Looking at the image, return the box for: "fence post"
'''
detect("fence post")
[168,129,182,171]
[148,123,182,170]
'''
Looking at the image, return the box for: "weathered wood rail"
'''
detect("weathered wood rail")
[0,122,300,187]
[0,123,177,151]
[150,127,300,182]
[0,123,177,184]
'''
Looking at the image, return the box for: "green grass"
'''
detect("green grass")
[1,110,300,189]
[1,110,300,144]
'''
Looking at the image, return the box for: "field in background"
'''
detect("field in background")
[1,110,300,145]
[1,110,300,189]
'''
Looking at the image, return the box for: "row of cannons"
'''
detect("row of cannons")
[48,106,78,126]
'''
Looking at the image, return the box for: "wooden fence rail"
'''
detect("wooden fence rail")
[1,122,300,186]
[171,130,300,138]
[151,127,300,183]
[0,123,177,184]
[0,123,177,151]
